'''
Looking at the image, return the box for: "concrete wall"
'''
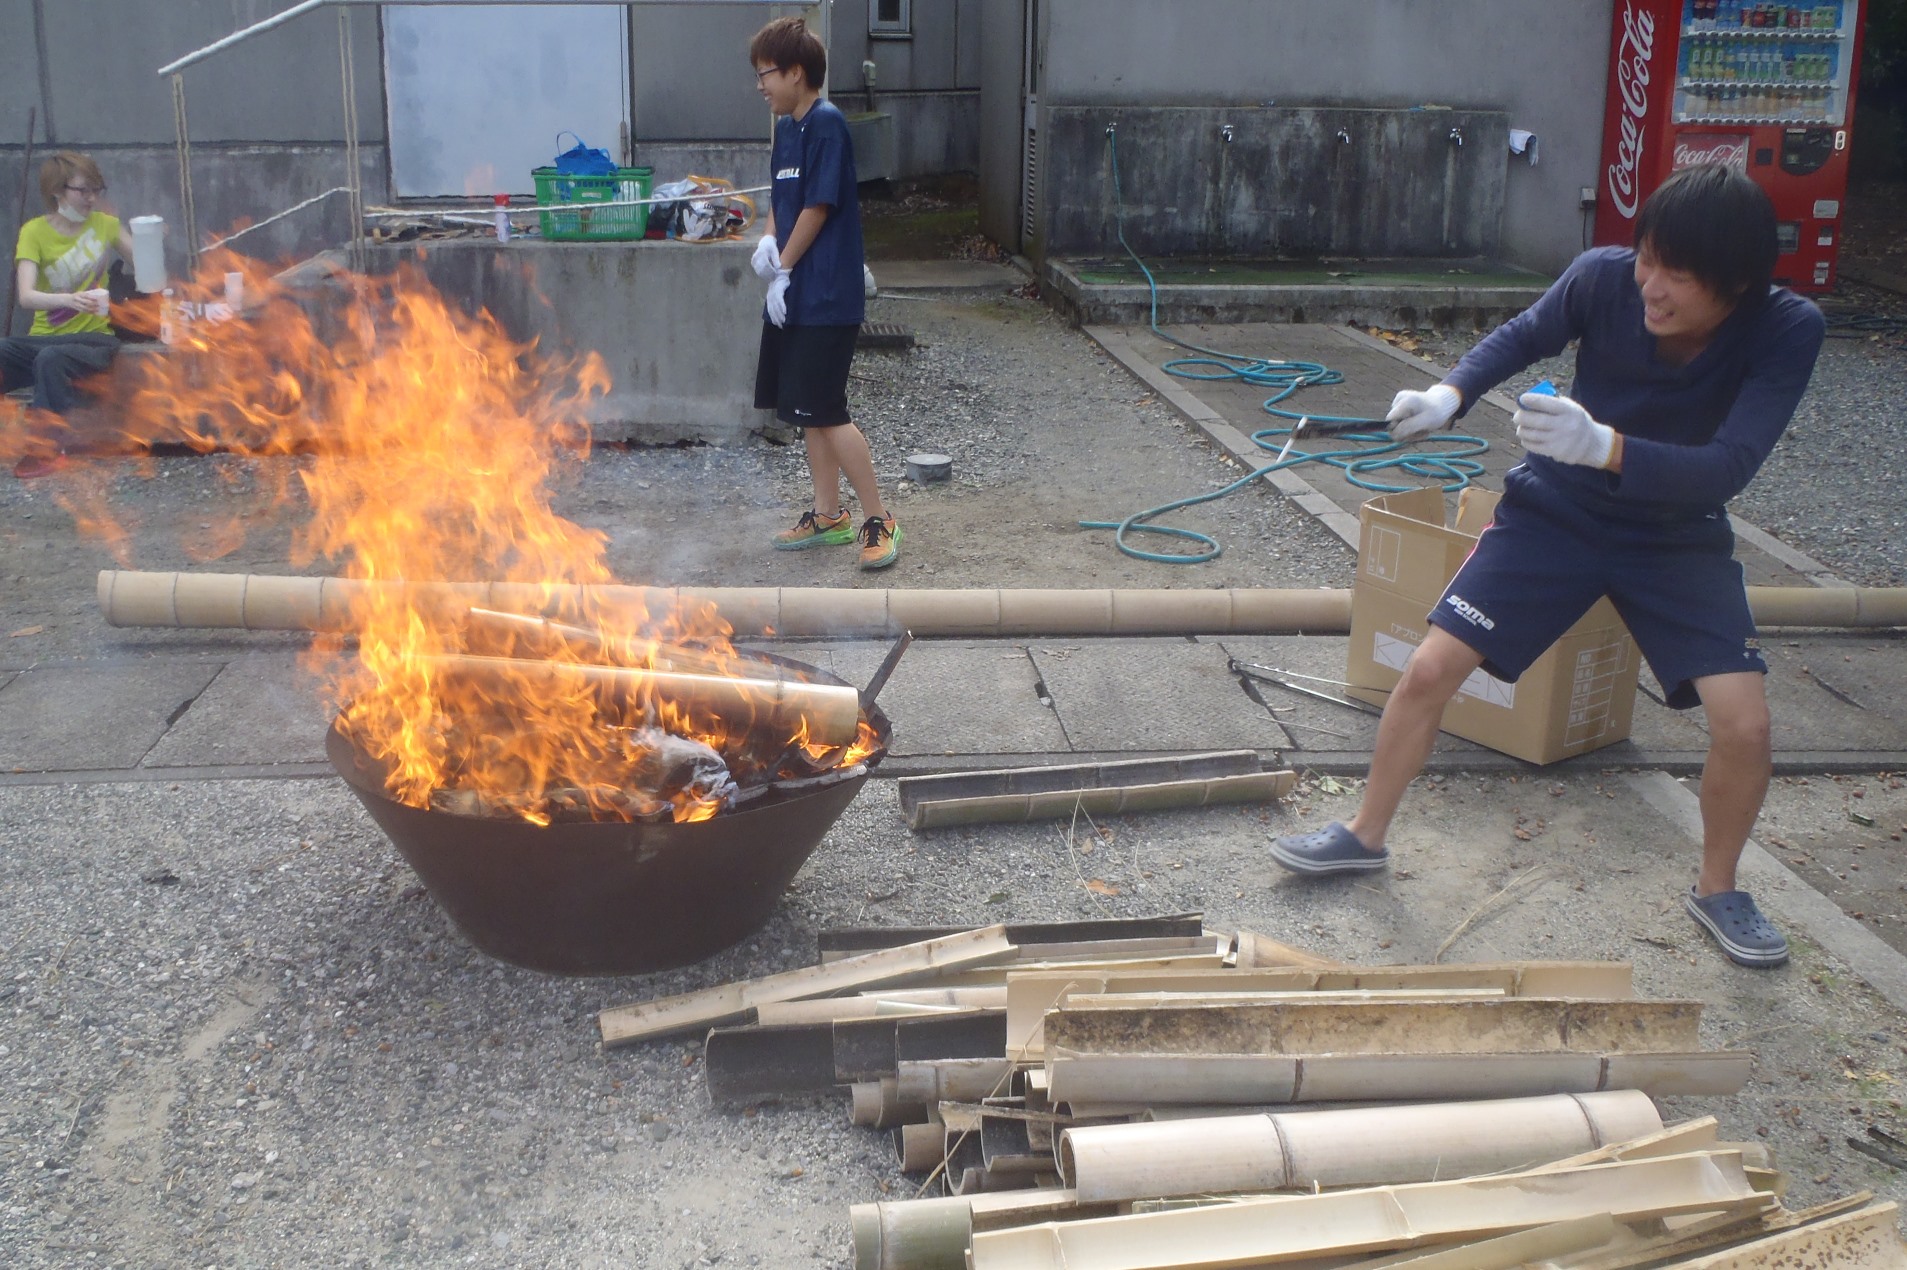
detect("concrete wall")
[1043,107,1508,259]
[361,238,770,445]
[1026,0,1616,273]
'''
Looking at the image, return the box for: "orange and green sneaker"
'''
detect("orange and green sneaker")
[772,507,855,550]
[857,513,901,570]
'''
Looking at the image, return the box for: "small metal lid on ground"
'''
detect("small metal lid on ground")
[905,453,953,483]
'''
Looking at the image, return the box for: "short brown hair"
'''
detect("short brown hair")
[40,151,104,213]
[749,16,826,90]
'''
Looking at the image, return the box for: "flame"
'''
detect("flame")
[39,251,878,823]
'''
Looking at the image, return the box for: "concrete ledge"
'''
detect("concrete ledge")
[361,237,774,446]
[1045,259,1549,329]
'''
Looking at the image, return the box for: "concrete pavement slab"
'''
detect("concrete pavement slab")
[140,654,332,769]
[0,660,222,772]
[1030,638,1279,752]
[826,640,1069,757]
[872,260,1022,290]
[1763,639,1907,753]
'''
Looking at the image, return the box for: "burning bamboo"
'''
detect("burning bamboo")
[422,652,862,749]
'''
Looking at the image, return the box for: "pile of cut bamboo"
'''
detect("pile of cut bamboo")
[594,917,1907,1270]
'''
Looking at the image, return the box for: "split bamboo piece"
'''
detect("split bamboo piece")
[99,571,1907,633]
[965,1151,1767,1270]
[1348,1214,1627,1269]
[1548,1193,1890,1269]
[905,771,1295,829]
[1043,1049,1752,1103]
[754,986,1009,1025]
[1532,1116,1722,1172]
[820,934,1224,967]
[597,926,1017,1047]
[1005,962,1634,1058]
[1042,997,1704,1058]
[424,653,862,749]
[1059,1090,1663,1203]
[818,916,1209,959]
[1645,1200,1906,1268]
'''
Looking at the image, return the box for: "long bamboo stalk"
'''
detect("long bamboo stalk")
[967,1152,1766,1270]
[97,570,1907,634]
[907,771,1296,829]
[1639,1201,1906,1268]
[1059,1091,1662,1202]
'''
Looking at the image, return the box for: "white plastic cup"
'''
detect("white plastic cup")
[129,216,167,294]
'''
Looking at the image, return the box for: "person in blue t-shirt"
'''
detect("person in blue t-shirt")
[748,16,900,571]
[1271,165,1825,970]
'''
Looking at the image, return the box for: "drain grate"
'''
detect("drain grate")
[857,322,915,351]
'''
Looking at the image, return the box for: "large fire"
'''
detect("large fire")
[10,253,879,823]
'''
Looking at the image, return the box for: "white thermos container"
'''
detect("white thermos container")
[128,216,167,294]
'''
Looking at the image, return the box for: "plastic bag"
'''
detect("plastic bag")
[553,130,618,177]
[646,176,754,241]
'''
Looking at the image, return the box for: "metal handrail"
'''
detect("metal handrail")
[160,0,821,77]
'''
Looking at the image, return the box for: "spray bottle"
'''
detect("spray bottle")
[493,194,512,243]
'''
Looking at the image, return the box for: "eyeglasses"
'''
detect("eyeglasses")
[64,184,104,196]
[754,65,784,84]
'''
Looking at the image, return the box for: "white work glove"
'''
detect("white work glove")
[765,269,791,327]
[1514,390,1617,469]
[1384,384,1461,441]
[750,233,782,281]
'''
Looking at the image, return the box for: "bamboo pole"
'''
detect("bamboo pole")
[1228,930,1343,970]
[424,653,863,749]
[896,1058,1018,1105]
[754,986,1009,1026]
[967,1152,1766,1270]
[1043,1049,1752,1104]
[597,926,1017,1047]
[907,771,1295,829]
[97,570,1907,634]
[896,1120,947,1173]
[1058,1091,1662,1203]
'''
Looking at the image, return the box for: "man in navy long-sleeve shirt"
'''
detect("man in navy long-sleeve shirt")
[1272,165,1825,970]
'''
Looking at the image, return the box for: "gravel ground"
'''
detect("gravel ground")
[1405,279,1907,588]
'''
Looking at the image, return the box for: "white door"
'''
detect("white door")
[383,4,629,198]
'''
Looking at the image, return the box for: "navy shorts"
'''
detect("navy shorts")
[1427,466,1766,710]
[754,322,859,428]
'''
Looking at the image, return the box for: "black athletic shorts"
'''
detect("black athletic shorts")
[754,322,859,428]
[1426,465,1766,710]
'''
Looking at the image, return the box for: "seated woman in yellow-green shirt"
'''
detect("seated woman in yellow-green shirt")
[4,150,138,478]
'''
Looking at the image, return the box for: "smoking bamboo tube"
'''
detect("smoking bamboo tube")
[907,772,1296,830]
[96,570,1907,634]
[423,653,862,749]
[1058,1091,1662,1203]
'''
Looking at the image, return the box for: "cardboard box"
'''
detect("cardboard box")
[1345,486,1640,765]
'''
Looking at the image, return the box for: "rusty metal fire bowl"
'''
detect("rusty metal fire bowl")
[327,655,889,976]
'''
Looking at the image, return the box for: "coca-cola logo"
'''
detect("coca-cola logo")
[1605,1,1657,220]
[1674,134,1750,171]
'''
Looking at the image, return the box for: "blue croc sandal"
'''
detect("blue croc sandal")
[1269,821,1389,876]
[1684,887,1790,968]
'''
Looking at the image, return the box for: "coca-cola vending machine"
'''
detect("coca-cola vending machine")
[1596,0,1867,291]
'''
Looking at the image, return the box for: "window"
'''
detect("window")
[870,0,910,36]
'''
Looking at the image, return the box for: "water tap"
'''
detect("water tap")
[1336,128,1351,144]
[1448,126,1465,147]
[1220,124,1235,143]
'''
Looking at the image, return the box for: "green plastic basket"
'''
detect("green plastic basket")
[531,166,654,241]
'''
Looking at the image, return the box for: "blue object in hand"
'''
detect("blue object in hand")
[1529,379,1558,397]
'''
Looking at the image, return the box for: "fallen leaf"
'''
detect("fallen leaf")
[1316,775,1346,796]
[7,625,43,638]
[1083,879,1120,896]
[986,890,1010,905]
[1513,828,1533,841]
